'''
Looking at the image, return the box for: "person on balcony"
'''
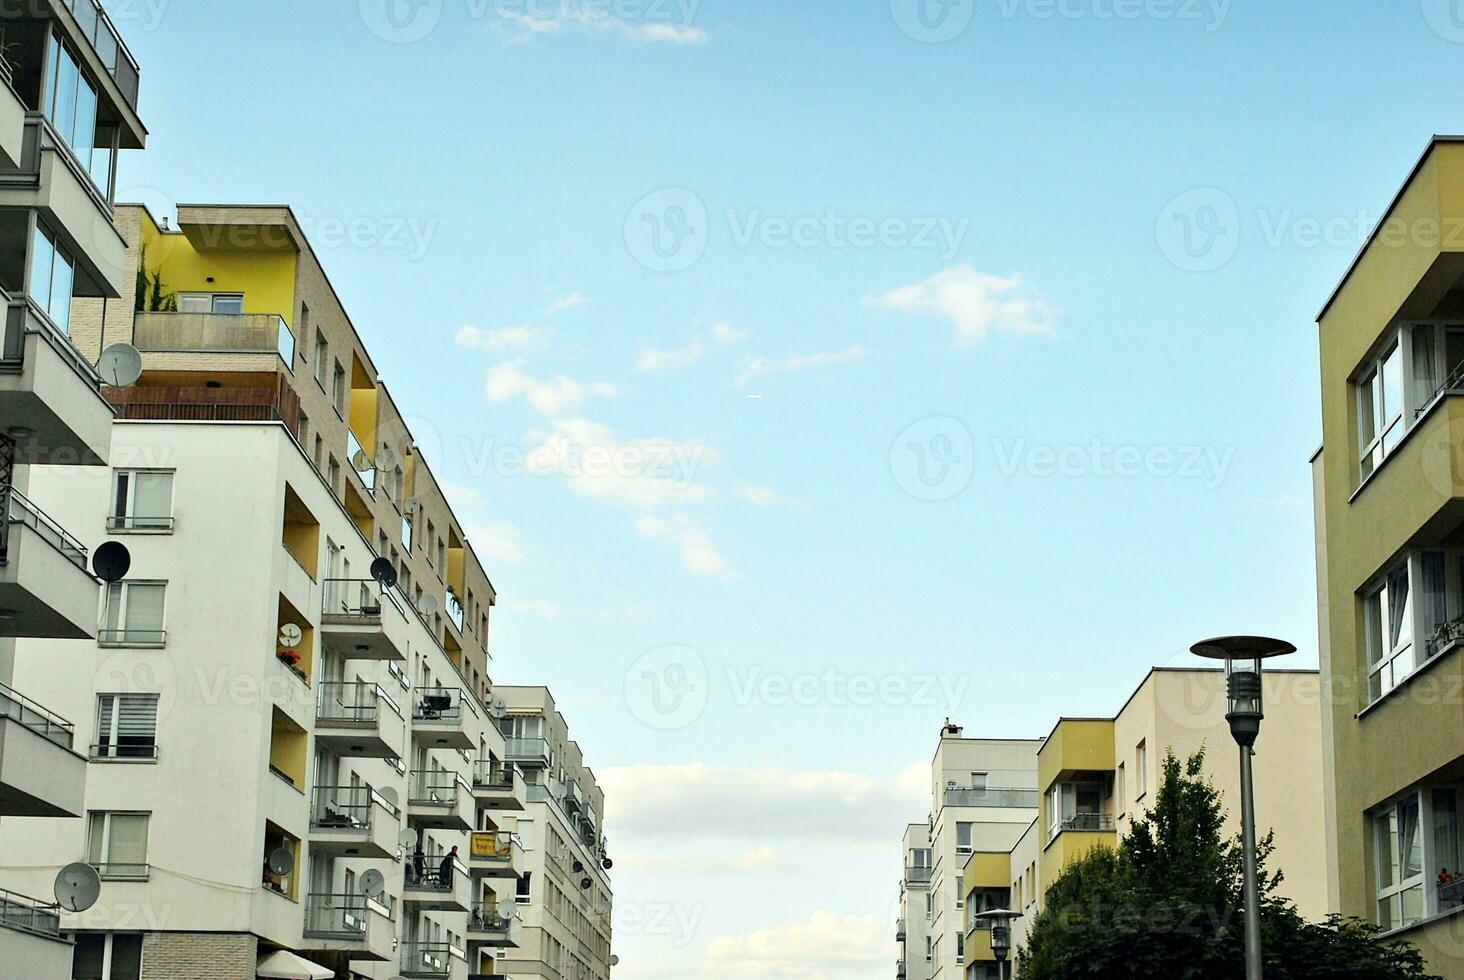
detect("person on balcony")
[439,846,459,888]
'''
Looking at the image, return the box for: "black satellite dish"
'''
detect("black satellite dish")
[580,877,592,890]
[92,541,131,583]
[370,557,397,588]
[602,857,614,870]
[572,860,584,873]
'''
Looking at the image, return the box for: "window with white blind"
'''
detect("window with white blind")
[87,811,150,880]
[93,694,159,761]
[99,582,167,646]
[109,470,175,531]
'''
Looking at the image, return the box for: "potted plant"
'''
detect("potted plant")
[1429,615,1464,658]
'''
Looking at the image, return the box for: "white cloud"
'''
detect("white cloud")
[867,264,1057,345]
[711,321,749,346]
[455,323,549,353]
[702,911,888,977]
[506,598,562,622]
[736,346,869,387]
[485,361,618,416]
[468,521,527,565]
[546,292,590,315]
[500,9,708,44]
[734,483,806,510]
[636,337,706,373]
[599,763,927,842]
[634,515,731,577]
[523,418,718,508]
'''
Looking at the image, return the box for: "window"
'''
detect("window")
[956,822,973,854]
[332,361,346,416]
[298,412,309,449]
[403,511,414,551]
[970,772,988,792]
[28,220,76,332]
[110,470,174,531]
[178,292,244,314]
[426,521,437,564]
[94,694,159,760]
[1363,550,1464,704]
[100,582,166,646]
[1117,763,1126,817]
[516,871,532,903]
[955,931,964,963]
[1136,741,1148,797]
[315,335,329,388]
[87,811,150,879]
[44,35,102,185]
[314,434,324,468]
[924,936,932,962]
[1354,323,1464,482]
[1365,560,1415,702]
[1358,340,1405,479]
[328,455,341,494]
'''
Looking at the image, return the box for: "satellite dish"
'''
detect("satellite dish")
[419,594,439,617]
[54,862,101,913]
[267,847,295,876]
[97,343,142,388]
[277,623,303,650]
[497,899,518,920]
[488,698,508,720]
[579,877,592,890]
[398,828,419,848]
[370,557,397,588]
[378,786,399,809]
[602,857,614,870]
[360,868,386,898]
[92,541,131,583]
[572,860,584,873]
[352,449,374,473]
[610,955,620,968]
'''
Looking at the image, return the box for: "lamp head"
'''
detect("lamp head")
[1190,636,1295,747]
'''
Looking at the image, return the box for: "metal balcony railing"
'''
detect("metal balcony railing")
[400,942,452,978]
[473,759,515,789]
[310,783,395,832]
[943,786,1039,808]
[0,888,62,938]
[468,904,513,933]
[304,893,370,938]
[0,682,75,750]
[1060,813,1115,832]
[323,578,401,621]
[405,857,467,892]
[59,0,142,111]
[317,682,400,725]
[409,771,463,807]
[97,629,166,646]
[1,484,89,569]
[413,688,466,723]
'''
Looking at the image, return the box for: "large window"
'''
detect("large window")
[28,221,76,332]
[100,582,166,646]
[956,822,973,854]
[1047,781,1106,836]
[87,811,150,879]
[1363,549,1464,703]
[94,694,159,760]
[1374,785,1464,931]
[44,34,112,193]
[177,292,244,315]
[110,470,174,531]
[1356,322,1464,480]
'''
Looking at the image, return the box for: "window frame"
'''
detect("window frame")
[93,693,160,762]
[1372,785,1463,932]
[99,581,167,647]
[109,469,176,533]
[86,810,151,880]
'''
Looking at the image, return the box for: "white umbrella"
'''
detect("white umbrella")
[256,950,334,980]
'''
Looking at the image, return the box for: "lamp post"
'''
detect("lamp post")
[1190,635,1296,980]
[973,908,1022,980]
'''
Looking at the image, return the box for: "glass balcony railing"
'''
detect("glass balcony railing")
[904,866,933,884]
[59,0,142,111]
[322,579,402,621]
[413,688,466,724]
[130,312,294,367]
[310,783,395,832]
[1059,813,1115,833]
[408,770,463,807]
[0,888,62,938]
[1,484,88,569]
[468,904,513,933]
[502,736,551,765]
[943,786,1039,808]
[473,760,515,790]
[304,893,370,938]
[0,681,75,750]
[400,942,452,978]
[317,681,400,725]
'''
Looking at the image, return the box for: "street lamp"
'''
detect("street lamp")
[972,908,1022,980]
[1190,635,1296,980]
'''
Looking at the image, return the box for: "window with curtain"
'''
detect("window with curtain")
[95,694,158,760]
[1365,561,1414,701]
[86,811,150,878]
[101,582,166,645]
[1376,796,1424,931]
[110,470,175,530]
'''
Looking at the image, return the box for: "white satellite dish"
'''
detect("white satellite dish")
[54,862,101,913]
[267,847,295,877]
[419,594,440,617]
[488,698,508,720]
[97,343,143,388]
[378,785,399,809]
[497,899,518,920]
[277,623,303,650]
[352,449,374,473]
[360,868,386,899]
[398,828,419,849]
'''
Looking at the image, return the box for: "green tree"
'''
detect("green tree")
[1017,750,1438,980]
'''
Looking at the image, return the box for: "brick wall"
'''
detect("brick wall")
[140,932,256,980]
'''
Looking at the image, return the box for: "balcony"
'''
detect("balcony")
[0,682,84,817]
[466,905,521,948]
[563,778,585,814]
[407,770,473,833]
[471,760,526,812]
[56,0,143,118]
[315,682,405,760]
[896,959,907,980]
[320,579,408,664]
[131,312,295,369]
[347,430,376,495]
[1058,813,1115,833]
[904,866,932,885]
[467,830,523,880]
[309,784,399,859]
[412,688,474,751]
[400,942,455,979]
[0,297,112,465]
[502,735,551,768]
[403,856,471,912]
[943,786,1039,809]
[0,484,99,639]
[105,376,302,438]
[300,893,395,962]
[0,888,71,977]
[895,917,906,941]
[0,116,128,296]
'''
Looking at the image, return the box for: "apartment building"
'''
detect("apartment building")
[0,202,613,980]
[956,668,1327,975]
[894,729,1040,980]
[896,823,933,980]
[494,687,614,980]
[0,1,145,977]
[1311,135,1464,979]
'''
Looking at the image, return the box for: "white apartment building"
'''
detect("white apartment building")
[897,823,933,980]
[0,1,146,977]
[904,727,1040,980]
[0,200,614,980]
[495,687,614,980]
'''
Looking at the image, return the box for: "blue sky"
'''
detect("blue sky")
[114,0,1464,975]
